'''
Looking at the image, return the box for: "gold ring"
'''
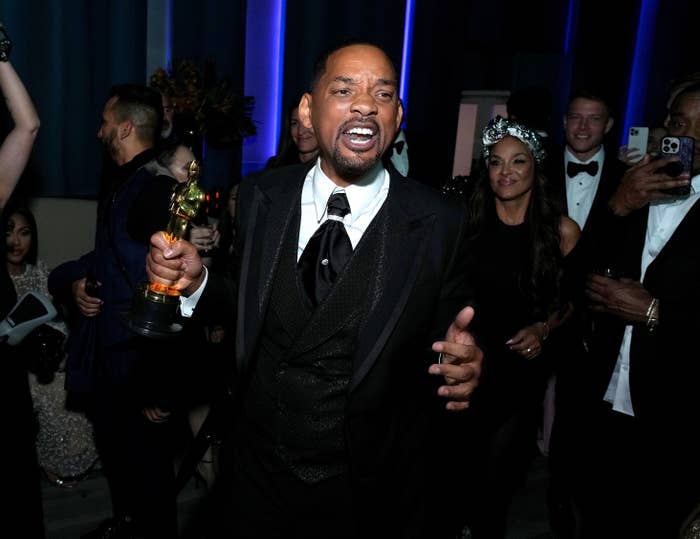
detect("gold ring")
[526,347,532,353]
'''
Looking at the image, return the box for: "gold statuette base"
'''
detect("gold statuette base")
[123,282,183,339]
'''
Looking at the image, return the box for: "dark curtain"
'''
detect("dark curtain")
[408,0,572,188]
[281,0,406,146]
[2,0,696,198]
[643,0,700,126]
[0,0,247,199]
[1,0,148,199]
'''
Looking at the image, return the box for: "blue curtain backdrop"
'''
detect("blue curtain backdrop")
[0,0,697,198]
[0,0,247,199]
[1,0,149,199]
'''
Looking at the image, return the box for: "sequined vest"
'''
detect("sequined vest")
[243,205,385,484]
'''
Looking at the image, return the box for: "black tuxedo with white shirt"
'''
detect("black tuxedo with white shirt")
[548,147,627,233]
[195,162,472,537]
[558,181,700,537]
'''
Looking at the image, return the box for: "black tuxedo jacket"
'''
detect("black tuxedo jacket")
[585,197,700,432]
[199,162,472,535]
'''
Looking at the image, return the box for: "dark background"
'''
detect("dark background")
[0,0,697,197]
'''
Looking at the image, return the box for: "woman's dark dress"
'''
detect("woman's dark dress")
[464,211,569,538]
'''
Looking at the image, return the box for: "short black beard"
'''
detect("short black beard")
[331,146,382,181]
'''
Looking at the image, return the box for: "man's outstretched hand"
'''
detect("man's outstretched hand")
[430,305,482,411]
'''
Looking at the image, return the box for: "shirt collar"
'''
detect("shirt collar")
[310,158,386,223]
[565,145,605,165]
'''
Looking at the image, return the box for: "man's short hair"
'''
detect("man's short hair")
[567,87,614,119]
[156,141,186,169]
[669,81,700,111]
[308,38,399,92]
[108,84,164,145]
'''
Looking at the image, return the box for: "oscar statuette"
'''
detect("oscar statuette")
[124,160,206,338]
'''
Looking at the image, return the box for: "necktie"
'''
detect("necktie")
[567,161,599,178]
[298,192,352,306]
[393,140,405,155]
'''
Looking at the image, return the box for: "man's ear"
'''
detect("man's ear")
[119,120,133,141]
[395,98,404,132]
[299,93,313,130]
[604,117,614,135]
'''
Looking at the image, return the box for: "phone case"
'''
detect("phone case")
[627,127,649,163]
[660,135,694,196]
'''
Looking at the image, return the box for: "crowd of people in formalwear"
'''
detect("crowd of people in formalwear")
[3,20,700,539]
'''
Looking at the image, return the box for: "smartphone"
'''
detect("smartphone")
[626,127,649,163]
[659,135,694,196]
[84,274,102,298]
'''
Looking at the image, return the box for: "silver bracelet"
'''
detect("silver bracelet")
[646,298,659,331]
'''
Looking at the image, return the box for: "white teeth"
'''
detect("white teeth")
[347,127,373,135]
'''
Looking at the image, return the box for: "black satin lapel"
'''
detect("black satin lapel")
[349,210,434,392]
[645,195,700,282]
[239,176,304,368]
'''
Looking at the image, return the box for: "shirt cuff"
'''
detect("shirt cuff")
[178,266,209,317]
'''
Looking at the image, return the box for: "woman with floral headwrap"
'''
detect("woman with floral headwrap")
[460,116,584,538]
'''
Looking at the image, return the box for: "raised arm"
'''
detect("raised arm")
[0,25,40,208]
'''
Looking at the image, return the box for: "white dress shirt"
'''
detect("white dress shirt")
[389,129,409,177]
[298,158,390,260]
[564,147,605,228]
[604,174,700,415]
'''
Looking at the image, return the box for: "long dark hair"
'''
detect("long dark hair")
[0,206,16,317]
[3,200,38,265]
[466,156,565,319]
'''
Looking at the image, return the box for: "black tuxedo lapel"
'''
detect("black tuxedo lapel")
[350,177,435,392]
[587,154,626,230]
[644,196,700,287]
[237,167,306,371]
[552,150,627,229]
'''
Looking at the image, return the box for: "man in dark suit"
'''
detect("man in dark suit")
[571,82,700,537]
[147,41,482,538]
[49,85,179,539]
[545,89,630,537]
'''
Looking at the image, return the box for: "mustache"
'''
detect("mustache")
[338,116,380,133]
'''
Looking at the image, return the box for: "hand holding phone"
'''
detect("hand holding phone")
[626,127,649,164]
[659,135,694,196]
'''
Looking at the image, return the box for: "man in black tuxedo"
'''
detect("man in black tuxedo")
[550,89,628,234]
[568,82,700,537]
[147,41,482,538]
[546,89,629,537]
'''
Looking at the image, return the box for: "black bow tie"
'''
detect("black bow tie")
[393,140,405,155]
[567,161,599,178]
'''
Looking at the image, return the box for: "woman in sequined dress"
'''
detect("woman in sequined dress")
[4,203,98,486]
